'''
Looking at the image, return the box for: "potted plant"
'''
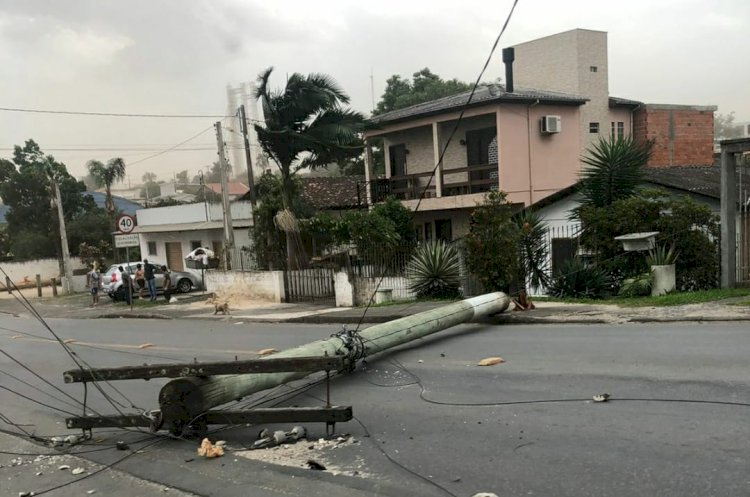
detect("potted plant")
[647,244,678,296]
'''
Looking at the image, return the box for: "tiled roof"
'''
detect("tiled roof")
[205,182,250,196]
[370,84,587,125]
[300,176,365,210]
[642,166,722,199]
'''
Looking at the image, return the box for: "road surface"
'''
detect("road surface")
[1,315,748,496]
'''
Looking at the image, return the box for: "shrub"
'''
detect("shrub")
[548,258,611,299]
[618,273,652,297]
[407,240,461,299]
[464,191,521,292]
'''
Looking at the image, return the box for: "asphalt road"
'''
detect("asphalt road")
[1,315,748,497]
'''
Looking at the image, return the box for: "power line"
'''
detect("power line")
[0,106,232,119]
[126,124,218,167]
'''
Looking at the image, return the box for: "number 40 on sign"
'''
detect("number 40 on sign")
[116,214,135,234]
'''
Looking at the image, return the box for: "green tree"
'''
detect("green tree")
[175,170,189,184]
[578,190,719,291]
[0,140,100,261]
[142,172,157,183]
[464,191,521,292]
[86,157,126,227]
[373,68,472,115]
[253,67,366,268]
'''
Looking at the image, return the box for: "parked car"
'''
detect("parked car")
[102,262,200,301]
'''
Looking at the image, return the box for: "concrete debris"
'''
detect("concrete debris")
[116,441,129,451]
[35,472,42,476]
[58,465,71,471]
[477,357,505,366]
[593,393,611,402]
[472,493,499,497]
[71,467,86,475]
[86,490,96,495]
[19,492,35,497]
[197,438,224,458]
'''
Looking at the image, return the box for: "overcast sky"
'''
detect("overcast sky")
[1,0,747,184]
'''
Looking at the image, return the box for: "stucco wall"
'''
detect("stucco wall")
[0,258,86,286]
[353,276,415,305]
[204,270,285,303]
[498,103,581,205]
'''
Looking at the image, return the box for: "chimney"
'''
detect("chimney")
[502,47,515,93]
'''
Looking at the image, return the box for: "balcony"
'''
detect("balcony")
[369,163,498,202]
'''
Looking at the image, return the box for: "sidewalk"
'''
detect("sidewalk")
[3,289,750,324]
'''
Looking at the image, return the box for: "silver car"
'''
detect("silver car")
[103,262,200,300]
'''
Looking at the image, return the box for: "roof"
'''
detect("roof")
[370,84,587,125]
[85,192,142,216]
[132,219,253,233]
[205,182,250,196]
[609,96,642,108]
[642,166,722,199]
[0,192,141,224]
[299,176,366,210]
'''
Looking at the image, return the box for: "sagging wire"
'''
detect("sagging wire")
[0,269,153,437]
[352,0,521,333]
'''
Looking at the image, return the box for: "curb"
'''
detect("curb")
[98,312,172,320]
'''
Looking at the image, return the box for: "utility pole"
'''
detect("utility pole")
[53,181,74,295]
[215,122,235,270]
[237,104,257,206]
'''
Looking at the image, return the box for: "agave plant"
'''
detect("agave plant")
[407,241,461,299]
[646,244,678,266]
[548,258,611,299]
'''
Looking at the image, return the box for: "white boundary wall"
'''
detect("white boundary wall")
[0,258,86,286]
[205,270,285,303]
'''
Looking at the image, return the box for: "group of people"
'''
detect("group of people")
[86,259,173,307]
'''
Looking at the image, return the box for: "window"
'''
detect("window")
[611,121,625,138]
[435,219,452,241]
[589,122,600,133]
[190,240,202,251]
[589,66,598,73]
[424,222,433,242]
[147,241,157,256]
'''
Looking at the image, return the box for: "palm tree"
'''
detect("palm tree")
[253,67,366,268]
[86,158,126,226]
[579,135,651,208]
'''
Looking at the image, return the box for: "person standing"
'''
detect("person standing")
[86,263,101,307]
[161,266,172,303]
[118,266,134,305]
[143,259,157,302]
[134,263,146,299]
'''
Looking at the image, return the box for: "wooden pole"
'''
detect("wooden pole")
[159,292,509,434]
[5,276,10,294]
[36,275,42,297]
[50,278,58,297]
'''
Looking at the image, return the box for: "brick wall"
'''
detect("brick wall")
[633,105,715,167]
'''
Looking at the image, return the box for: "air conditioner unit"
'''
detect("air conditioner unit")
[541,115,562,134]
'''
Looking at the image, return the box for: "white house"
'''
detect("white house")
[133,201,254,271]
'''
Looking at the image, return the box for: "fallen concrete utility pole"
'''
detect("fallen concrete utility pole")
[159,292,509,434]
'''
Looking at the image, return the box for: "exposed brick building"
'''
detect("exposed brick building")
[633,104,717,167]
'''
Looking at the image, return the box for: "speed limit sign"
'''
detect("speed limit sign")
[116,214,136,234]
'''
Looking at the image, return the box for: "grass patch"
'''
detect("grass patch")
[538,287,750,307]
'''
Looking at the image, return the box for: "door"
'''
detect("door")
[465,127,497,193]
[389,144,409,197]
[165,242,184,271]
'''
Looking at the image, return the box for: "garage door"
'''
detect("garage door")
[165,242,184,271]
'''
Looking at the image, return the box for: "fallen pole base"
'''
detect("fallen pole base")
[65,406,353,431]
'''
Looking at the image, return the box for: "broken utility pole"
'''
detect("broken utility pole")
[158,292,509,434]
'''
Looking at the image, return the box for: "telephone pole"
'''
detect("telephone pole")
[53,181,74,294]
[237,104,256,206]
[214,122,235,270]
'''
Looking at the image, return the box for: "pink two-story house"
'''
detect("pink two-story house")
[363,84,586,240]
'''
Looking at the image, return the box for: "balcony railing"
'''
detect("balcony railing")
[369,163,498,202]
